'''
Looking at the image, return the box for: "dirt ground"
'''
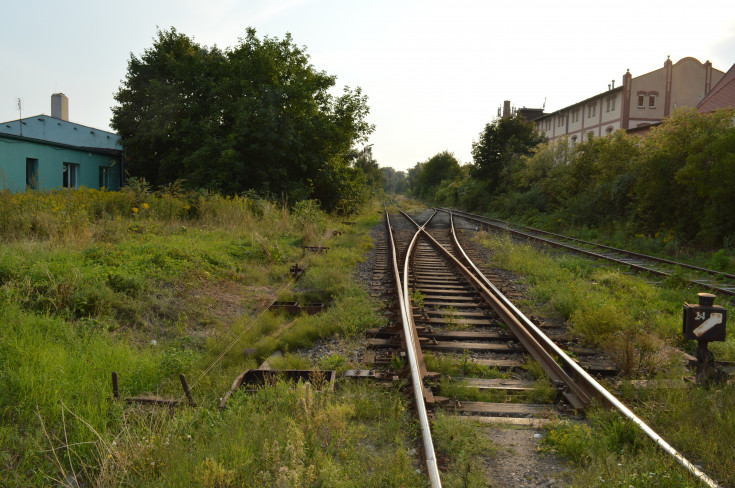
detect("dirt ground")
[480,421,571,487]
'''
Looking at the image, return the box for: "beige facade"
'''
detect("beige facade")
[536,57,724,143]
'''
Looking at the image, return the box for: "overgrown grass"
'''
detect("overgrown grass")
[437,357,557,405]
[1,191,489,486]
[475,230,735,487]
[58,381,427,487]
[541,407,720,487]
[424,351,511,379]
[432,413,494,488]
[476,231,735,367]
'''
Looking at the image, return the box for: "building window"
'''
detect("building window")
[558,114,565,127]
[63,162,79,188]
[637,95,645,108]
[571,109,579,123]
[587,104,597,118]
[571,135,578,147]
[99,167,111,188]
[606,126,614,135]
[648,95,656,108]
[26,158,39,190]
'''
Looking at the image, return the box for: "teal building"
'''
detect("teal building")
[0,94,124,192]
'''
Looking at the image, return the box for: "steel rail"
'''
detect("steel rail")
[384,208,442,488]
[448,208,735,281]
[395,207,590,410]
[442,207,735,297]
[445,209,722,488]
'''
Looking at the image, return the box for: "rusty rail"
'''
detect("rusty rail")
[396,207,590,409]
[384,207,441,488]
[442,208,721,488]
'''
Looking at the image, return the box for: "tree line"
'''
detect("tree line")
[406,108,735,249]
[112,28,377,214]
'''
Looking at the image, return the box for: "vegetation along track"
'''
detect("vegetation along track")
[373,205,721,488]
[440,207,735,299]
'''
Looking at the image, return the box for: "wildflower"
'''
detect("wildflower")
[141,203,149,209]
[132,207,139,213]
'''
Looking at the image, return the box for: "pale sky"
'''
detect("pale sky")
[1,0,734,172]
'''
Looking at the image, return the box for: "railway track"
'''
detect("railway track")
[440,207,735,298]
[374,205,721,488]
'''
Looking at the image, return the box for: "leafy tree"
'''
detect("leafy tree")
[350,146,383,195]
[634,108,735,244]
[471,114,546,193]
[434,164,472,206]
[415,151,461,198]
[564,130,640,224]
[406,162,425,196]
[112,28,374,212]
[380,167,408,194]
[111,29,227,188]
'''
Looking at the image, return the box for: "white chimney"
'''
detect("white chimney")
[51,93,68,121]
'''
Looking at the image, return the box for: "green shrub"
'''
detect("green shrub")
[542,420,594,465]
[432,413,493,488]
[318,353,349,371]
[570,300,632,344]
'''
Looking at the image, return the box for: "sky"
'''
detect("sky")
[1,0,734,172]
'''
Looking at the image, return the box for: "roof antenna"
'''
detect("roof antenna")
[542,97,546,110]
[17,98,22,136]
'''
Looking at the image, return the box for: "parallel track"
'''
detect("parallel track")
[440,207,735,298]
[381,205,721,488]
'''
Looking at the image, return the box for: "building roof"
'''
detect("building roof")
[0,131,122,156]
[0,115,121,151]
[534,86,623,121]
[698,61,735,113]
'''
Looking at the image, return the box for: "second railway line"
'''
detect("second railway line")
[441,207,735,299]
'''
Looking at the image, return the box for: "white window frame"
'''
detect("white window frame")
[63,162,79,189]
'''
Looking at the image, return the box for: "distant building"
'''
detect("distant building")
[534,57,725,144]
[0,93,124,192]
[498,100,546,122]
[697,61,735,113]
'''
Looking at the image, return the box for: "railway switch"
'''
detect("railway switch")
[683,293,727,381]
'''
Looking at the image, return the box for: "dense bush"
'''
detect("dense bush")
[422,108,735,248]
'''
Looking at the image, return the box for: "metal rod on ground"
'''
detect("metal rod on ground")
[111,371,119,398]
[179,374,195,406]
